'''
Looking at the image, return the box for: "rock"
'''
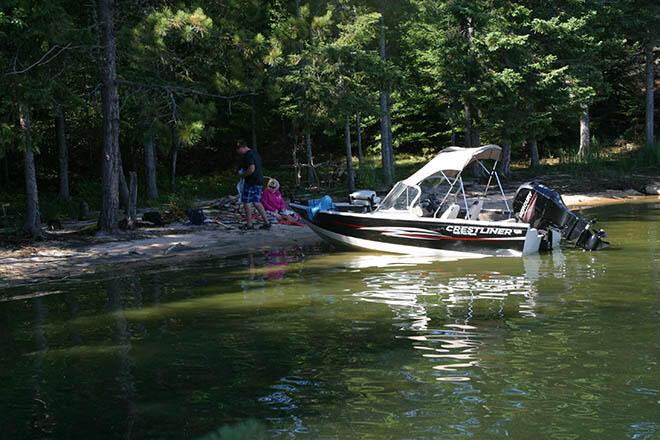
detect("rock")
[163,242,186,255]
[642,182,660,195]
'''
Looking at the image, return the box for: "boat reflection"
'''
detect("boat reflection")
[339,252,486,269]
[348,251,565,382]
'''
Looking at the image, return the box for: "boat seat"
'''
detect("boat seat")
[439,203,460,220]
[467,200,483,220]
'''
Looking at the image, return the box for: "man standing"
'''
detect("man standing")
[236,140,271,230]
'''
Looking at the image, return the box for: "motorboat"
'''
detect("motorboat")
[290,145,608,257]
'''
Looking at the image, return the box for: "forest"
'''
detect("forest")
[0,0,657,238]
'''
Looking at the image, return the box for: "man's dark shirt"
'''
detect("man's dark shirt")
[242,148,264,186]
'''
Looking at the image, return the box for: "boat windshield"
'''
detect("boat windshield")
[376,182,420,212]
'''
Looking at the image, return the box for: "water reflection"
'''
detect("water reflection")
[349,251,565,382]
[2,201,659,439]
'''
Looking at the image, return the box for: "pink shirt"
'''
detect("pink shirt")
[262,188,286,212]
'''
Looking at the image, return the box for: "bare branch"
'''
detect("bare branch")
[4,44,85,75]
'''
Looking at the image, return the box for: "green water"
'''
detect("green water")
[1,201,659,439]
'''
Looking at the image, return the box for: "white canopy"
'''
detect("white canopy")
[402,145,502,185]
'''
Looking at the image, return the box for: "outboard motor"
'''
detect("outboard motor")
[513,182,609,251]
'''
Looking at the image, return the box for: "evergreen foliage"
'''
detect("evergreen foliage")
[0,0,656,236]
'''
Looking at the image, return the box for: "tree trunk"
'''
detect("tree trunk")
[127,171,137,229]
[54,103,69,200]
[379,89,393,185]
[118,154,129,212]
[305,132,315,186]
[292,138,300,187]
[498,139,512,176]
[463,16,485,178]
[250,94,258,151]
[529,138,540,168]
[87,105,94,165]
[356,111,363,169]
[472,127,485,178]
[1,152,9,189]
[296,0,314,187]
[378,9,394,186]
[645,43,655,149]
[471,126,480,148]
[129,144,137,176]
[144,134,158,200]
[578,103,590,160]
[169,138,179,193]
[97,0,121,234]
[19,104,42,239]
[464,102,472,147]
[345,115,355,193]
[465,101,484,177]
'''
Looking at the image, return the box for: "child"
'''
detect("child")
[262,178,296,223]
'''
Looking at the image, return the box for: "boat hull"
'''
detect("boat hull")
[291,204,536,257]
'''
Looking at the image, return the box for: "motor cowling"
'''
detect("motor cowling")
[513,182,609,251]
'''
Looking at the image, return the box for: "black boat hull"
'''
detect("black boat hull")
[291,204,540,257]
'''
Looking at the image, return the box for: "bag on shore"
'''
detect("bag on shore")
[187,209,205,225]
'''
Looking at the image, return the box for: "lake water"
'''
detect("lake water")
[1,201,659,439]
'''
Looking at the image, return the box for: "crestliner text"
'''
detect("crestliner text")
[445,225,517,236]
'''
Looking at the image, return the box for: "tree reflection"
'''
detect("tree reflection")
[31,298,55,436]
[106,278,137,438]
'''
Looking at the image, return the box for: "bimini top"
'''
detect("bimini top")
[402,145,502,185]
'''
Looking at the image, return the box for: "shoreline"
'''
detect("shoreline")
[0,222,322,289]
[1,189,658,289]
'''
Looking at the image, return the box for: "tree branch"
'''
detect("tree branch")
[114,79,257,100]
[4,44,84,75]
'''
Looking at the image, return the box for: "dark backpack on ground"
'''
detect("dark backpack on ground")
[143,211,165,226]
[187,209,205,225]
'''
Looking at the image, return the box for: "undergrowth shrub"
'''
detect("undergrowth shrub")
[164,192,195,221]
[633,142,660,168]
[355,159,384,190]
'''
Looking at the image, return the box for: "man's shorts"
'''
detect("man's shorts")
[241,184,263,203]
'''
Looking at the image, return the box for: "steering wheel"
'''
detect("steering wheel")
[419,195,441,216]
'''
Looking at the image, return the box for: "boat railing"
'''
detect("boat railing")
[429,158,512,221]
[432,171,472,219]
[477,159,511,214]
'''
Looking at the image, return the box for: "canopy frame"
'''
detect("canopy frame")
[376,146,510,220]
